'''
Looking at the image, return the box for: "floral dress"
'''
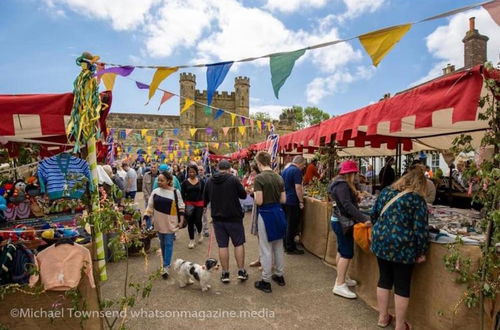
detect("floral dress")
[371,188,429,264]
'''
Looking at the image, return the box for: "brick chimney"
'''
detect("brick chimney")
[462,17,488,68]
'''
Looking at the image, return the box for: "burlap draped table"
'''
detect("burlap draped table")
[301,197,498,330]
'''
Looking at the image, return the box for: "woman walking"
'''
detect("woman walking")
[329,160,371,299]
[181,165,205,249]
[143,171,185,279]
[371,169,428,330]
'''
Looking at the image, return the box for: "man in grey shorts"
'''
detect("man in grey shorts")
[204,160,249,283]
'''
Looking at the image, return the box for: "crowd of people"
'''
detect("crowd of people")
[107,152,465,330]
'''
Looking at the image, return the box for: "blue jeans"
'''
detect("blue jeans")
[125,191,136,200]
[158,233,175,268]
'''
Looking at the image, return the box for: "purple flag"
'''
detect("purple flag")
[136,81,149,89]
[96,66,135,77]
[241,117,246,125]
[206,127,213,135]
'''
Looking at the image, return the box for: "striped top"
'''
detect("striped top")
[38,154,92,200]
[145,188,185,234]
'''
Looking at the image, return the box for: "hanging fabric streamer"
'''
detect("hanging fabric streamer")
[148,67,178,102]
[136,81,149,89]
[270,49,306,99]
[266,126,280,170]
[158,91,174,111]
[206,61,233,105]
[95,66,134,78]
[106,129,115,165]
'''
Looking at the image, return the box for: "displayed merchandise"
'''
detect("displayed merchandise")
[37,153,92,200]
[29,241,95,291]
[427,205,484,244]
[0,243,37,285]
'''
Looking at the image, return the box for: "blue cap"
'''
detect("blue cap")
[159,164,170,171]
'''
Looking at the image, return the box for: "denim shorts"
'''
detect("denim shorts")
[331,221,354,259]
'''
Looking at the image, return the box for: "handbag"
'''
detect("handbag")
[173,189,187,229]
[353,223,372,253]
[185,205,195,217]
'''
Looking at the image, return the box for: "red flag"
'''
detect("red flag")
[158,91,175,111]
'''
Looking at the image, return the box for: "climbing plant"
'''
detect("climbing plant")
[443,61,499,330]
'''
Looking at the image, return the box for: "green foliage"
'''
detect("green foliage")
[443,62,499,328]
[279,105,330,129]
[251,112,272,122]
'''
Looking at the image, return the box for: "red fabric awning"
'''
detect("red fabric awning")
[0,91,112,139]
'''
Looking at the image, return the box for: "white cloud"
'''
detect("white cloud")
[306,65,374,104]
[43,0,159,30]
[250,104,289,119]
[413,8,500,86]
[264,0,327,13]
[340,0,386,21]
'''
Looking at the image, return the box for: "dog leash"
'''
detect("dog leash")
[206,223,213,259]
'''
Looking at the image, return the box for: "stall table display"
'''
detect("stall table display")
[301,197,498,330]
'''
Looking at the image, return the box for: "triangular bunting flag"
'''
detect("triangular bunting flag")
[213,143,220,150]
[267,122,272,131]
[238,126,246,136]
[189,128,197,137]
[148,67,178,101]
[136,81,149,89]
[179,141,185,149]
[96,66,134,78]
[125,129,133,137]
[270,49,306,99]
[206,127,213,135]
[102,73,117,91]
[230,113,237,126]
[224,143,230,148]
[119,130,126,140]
[141,129,148,138]
[204,106,212,116]
[181,98,195,114]
[156,129,164,137]
[484,1,500,25]
[214,109,224,120]
[250,119,254,130]
[173,128,180,136]
[158,91,174,111]
[222,127,230,136]
[145,136,152,144]
[206,61,233,105]
[241,117,246,125]
[256,120,262,132]
[359,24,412,67]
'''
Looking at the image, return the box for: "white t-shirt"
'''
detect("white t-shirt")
[125,168,138,192]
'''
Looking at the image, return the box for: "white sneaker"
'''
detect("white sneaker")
[333,283,357,299]
[345,277,358,287]
[188,241,195,249]
[197,233,203,244]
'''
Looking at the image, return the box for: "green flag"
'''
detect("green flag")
[204,106,212,116]
[270,49,306,99]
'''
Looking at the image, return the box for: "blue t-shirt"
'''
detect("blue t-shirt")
[281,165,303,206]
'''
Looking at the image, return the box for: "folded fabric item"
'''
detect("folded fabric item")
[258,203,286,242]
[429,230,480,245]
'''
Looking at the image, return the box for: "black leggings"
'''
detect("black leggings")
[187,206,203,240]
[377,257,414,298]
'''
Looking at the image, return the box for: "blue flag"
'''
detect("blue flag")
[206,62,233,105]
[214,109,224,120]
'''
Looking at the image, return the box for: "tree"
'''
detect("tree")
[304,106,330,126]
[251,112,271,122]
[279,105,330,129]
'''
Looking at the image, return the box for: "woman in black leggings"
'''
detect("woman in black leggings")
[181,165,205,249]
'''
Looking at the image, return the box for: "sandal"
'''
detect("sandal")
[377,314,393,328]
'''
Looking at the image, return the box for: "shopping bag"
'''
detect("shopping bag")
[353,223,372,253]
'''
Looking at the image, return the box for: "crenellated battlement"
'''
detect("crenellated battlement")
[235,76,250,85]
[180,72,196,83]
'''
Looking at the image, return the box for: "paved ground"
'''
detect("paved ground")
[100,193,380,329]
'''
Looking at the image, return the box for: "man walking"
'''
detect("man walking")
[142,162,159,208]
[204,160,248,283]
[253,151,287,293]
[122,162,138,201]
[378,156,396,189]
[281,155,306,254]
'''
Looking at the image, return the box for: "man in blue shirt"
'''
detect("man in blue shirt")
[281,156,306,254]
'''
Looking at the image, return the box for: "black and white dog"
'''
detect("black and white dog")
[174,258,218,291]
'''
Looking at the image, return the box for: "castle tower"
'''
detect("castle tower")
[179,73,196,129]
[234,76,250,117]
[462,17,488,68]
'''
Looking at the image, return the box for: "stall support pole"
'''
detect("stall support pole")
[87,136,107,281]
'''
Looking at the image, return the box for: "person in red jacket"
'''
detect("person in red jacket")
[303,159,321,185]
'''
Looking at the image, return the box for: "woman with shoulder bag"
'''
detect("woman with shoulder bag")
[371,168,428,330]
[143,171,185,279]
[181,165,205,249]
[328,160,371,299]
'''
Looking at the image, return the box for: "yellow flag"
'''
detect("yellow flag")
[238,126,246,136]
[141,129,148,137]
[181,98,195,114]
[256,120,262,132]
[231,113,237,126]
[189,128,197,137]
[148,67,178,101]
[359,24,412,67]
[267,122,272,131]
[179,140,185,149]
[102,73,117,91]
[213,143,220,150]
[145,136,152,144]
[224,143,230,148]
[169,153,174,161]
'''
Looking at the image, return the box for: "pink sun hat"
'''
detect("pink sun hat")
[339,160,359,175]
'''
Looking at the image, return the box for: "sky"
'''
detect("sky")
[1,0,499,120]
